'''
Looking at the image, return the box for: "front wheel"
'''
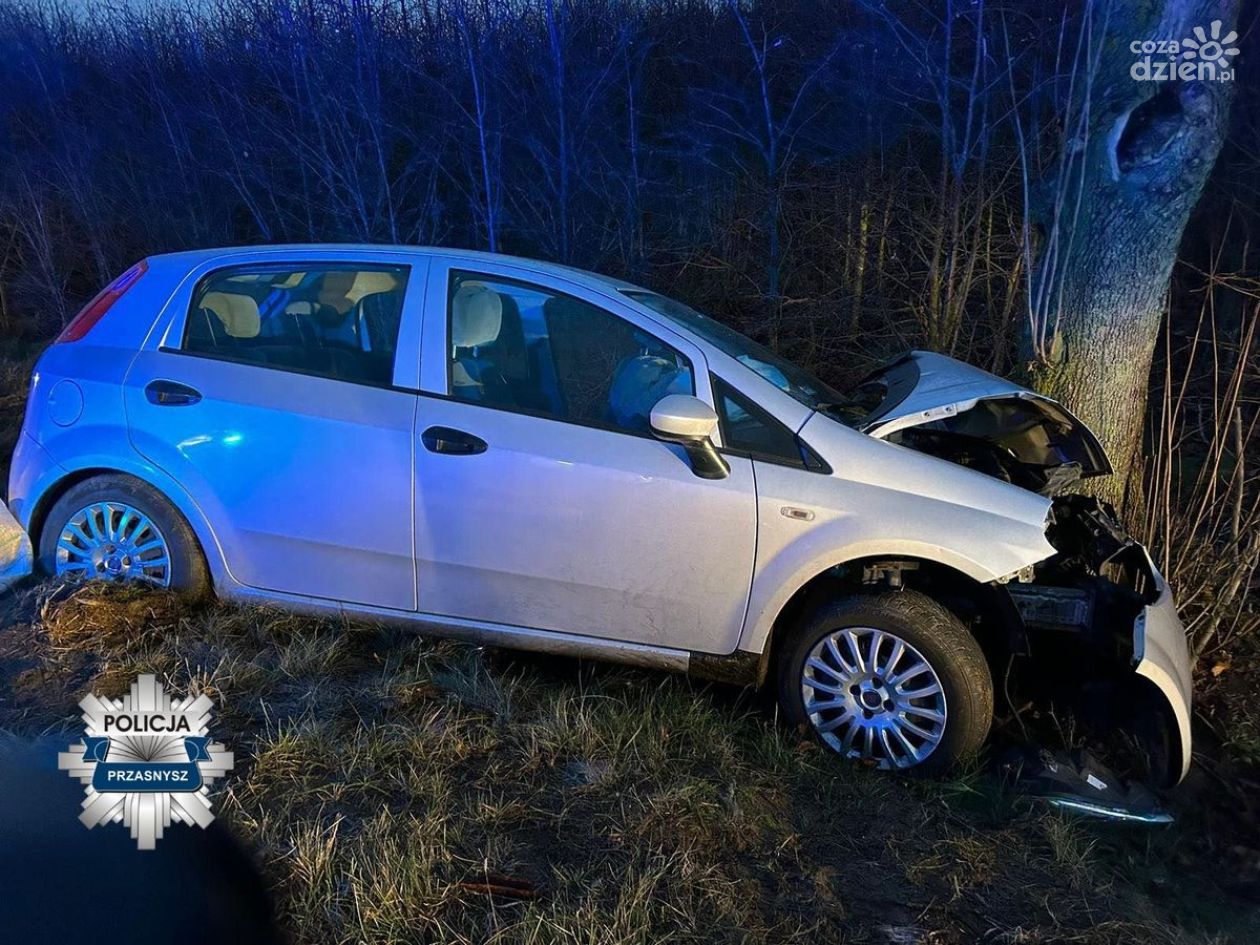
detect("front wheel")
[38,474,211,598]
[777,590,992,774]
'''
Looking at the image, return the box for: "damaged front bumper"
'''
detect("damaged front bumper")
[1005,496,1195,786]
[1134,565,1193,783]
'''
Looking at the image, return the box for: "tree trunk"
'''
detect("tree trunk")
[1024,0,1238,513]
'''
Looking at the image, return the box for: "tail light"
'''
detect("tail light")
[55,259,149,343]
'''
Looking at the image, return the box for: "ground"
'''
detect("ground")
[0,580,1257,945]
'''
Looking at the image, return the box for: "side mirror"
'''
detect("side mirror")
[649,394,730,480]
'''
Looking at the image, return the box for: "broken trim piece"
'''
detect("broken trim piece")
[0,500,33,594]
[1133,574,1194,783]
[1047,795,1174,824]
[1002,746,1175,824]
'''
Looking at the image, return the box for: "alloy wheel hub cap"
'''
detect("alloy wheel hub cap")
[800,626,948,769]
[859,687,885,710]
[55,502,172,587]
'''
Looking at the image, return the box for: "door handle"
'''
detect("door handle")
[422,426,487,455]
[145,380,202,406]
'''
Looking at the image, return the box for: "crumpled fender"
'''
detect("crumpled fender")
[1134,570,1194,783]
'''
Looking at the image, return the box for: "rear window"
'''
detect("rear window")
[183,264,409,386]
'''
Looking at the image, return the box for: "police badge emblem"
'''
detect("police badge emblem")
[58,674,234,849]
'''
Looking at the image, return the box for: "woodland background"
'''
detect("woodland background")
[3,0,1254,670]
[0,2,1258,939]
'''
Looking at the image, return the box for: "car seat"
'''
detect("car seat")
[350,292,401,357]
[542,295,624,424]
[608,354,691,432]
[189,291,261,349]
[450,282,505,401]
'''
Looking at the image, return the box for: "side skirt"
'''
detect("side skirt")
[686,648,764,687]
[220,584,692,673]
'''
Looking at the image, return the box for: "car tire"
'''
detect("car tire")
[38,474,211,598]
[778,590,992,775]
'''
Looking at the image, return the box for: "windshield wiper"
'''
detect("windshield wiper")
[812,401,868,427]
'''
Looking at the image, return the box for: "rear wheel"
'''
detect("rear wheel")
[778,590,992,774]
[38,474,211,598]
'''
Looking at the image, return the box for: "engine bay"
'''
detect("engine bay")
[885,396,1111,496]
[1011,495,1159,637]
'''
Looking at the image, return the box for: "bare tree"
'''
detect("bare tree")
[453,0,503,252]
[1019,0,1240,509]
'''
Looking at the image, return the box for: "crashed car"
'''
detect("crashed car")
[2,246,1191,780]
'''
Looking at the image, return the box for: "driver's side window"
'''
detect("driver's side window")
[446,271,694,435]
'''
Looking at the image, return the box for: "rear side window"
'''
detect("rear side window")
[183,264,409,386]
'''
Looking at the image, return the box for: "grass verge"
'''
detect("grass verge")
[0,581,1257,944]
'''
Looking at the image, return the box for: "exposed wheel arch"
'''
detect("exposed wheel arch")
[756,555,1021,689]
[28,467,118,553]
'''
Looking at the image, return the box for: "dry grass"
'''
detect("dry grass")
[0,581,1257,945]
[1134,269,1260,837]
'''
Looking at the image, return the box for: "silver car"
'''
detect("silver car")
[4,245,1192,779]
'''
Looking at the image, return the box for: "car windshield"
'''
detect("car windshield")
[623,290,867,426]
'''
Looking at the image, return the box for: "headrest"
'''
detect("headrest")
[347,270,398,303]
[200,292,260,338]
[317,270,400,313]
[451,284,503,348]
[318,271,357,312]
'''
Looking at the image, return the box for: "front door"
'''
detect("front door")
[412,261,757,654]
[124,256,424,611]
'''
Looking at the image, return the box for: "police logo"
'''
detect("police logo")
[58,674,234,849]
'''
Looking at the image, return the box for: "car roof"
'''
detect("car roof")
[146,244,643,296]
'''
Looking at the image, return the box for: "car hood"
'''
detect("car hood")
[852,351,1111,492]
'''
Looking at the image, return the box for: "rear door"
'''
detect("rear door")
[123,251,426,610]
